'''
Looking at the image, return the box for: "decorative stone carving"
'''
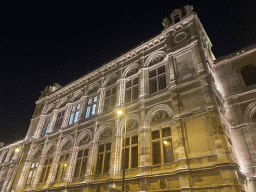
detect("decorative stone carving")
[151,111,168,123]
[101,128,112,138]
[148,55,165,67]
[174,31,187,44]
[127,120,138,130]
[79,134,90,146]
[159,179,167,189]
[124,184,130,192]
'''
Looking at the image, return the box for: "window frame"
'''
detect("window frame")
[95,142,112,174]
[68,103,81,125]
[148,64,167,94]
[41,116,52,136]
[55,153,70,182]
[73,148,89,179]
[53,110,65,131]
[125,77,139,103]
[151,126,173,165]
[104,85,117,112]
[38,157,53,183]
[121,135,138,170]
[26,161,39,186]
[85,95,98,119]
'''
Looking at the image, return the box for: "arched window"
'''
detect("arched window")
[241,65,256,86]
[0,151,8,164]
[39,146,55,183]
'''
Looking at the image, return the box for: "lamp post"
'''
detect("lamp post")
[8,146,24,192]
[117,106,127,192]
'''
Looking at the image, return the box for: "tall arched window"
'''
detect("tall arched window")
[26,151,40,186]
[241,65,256,86]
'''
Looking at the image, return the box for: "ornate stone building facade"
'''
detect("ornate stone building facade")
[1,5,256,192]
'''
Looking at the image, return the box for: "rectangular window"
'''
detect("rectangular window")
[69,104,80,125]
[74,148,89,178]
[85,96,97,118]
[39,158,52,183]
[53,110,65,131]
[104,87,116,111]
[26,161,39,185]
[125,77,139,103]
[41,117,52,136]
[151,127,173,165]
[149,65,166,94]
[55,153,69,181]
[96,142,112,174]
[122,135,138,170]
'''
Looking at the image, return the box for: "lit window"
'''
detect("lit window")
[26,161,39,185]
[39,158,53,183]
[85,96,97,118]
[122,135,138,170]
[69,104,80,125]
[125,77,139,103]
[96,142,111,174]
[53,110,65,131]
[241,65,256,86]
[104,87,116,111]
[149,65,166,94]
[73,148,89,178]
[152,127,173,165]
[55,153,69,181]
[41,116,52,136]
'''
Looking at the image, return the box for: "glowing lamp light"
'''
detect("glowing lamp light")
[15,148,20,153]
[64,163,68,167]
[117,109,123,115]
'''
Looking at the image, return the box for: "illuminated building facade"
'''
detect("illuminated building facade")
[1,5,256,192]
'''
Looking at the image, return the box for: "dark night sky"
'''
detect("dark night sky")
[0,1,256,145]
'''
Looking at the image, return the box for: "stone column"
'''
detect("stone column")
[84,142,97,183]
[61,104,72,128]
[48,109,58,133]
[97,88,105,115]
[65,147,78,184]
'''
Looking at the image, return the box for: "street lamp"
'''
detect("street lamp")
[8,146,24,192]
[117,106,127,192]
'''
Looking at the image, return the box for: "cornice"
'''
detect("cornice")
[213,44,256,69]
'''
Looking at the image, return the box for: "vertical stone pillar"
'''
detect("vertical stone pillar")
[62,104,72,128]
[117,78,125,105]
[139,68,148,99]
[78,96,88,121]
[48,109,58,133]
[32,156,46,188]
[34,115,46,139]
[65,147,78,184]
[97,87,105,115]
[84,142,97,183]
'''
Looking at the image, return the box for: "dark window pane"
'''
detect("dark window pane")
[126,81,132,88]
[74,159,81,178]
[105,90,111,97]
[152,130,160,140]
[111,87,116,95]
[96,154,103,174]
[125,89,131,103]
[149,70,156,78]
[80,158,87,177]
[152,141,161,165]
[133,77,139,85]
[131,146,138,168]
[149,78,157,93]
[39,167,46,183]
[158,66,165,74]
[131,135,138,144]
[103,153,111,173]
[132,86,139,100]
[77,150,83,158]
[106,143,111,151]
[98,144,105,153]
[104,98,110,111]
[158,75,166,90]
[241,65,256,86]
[162,127,171,137]
[84,149,89,156]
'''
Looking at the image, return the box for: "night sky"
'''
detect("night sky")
[0,1,256,145]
